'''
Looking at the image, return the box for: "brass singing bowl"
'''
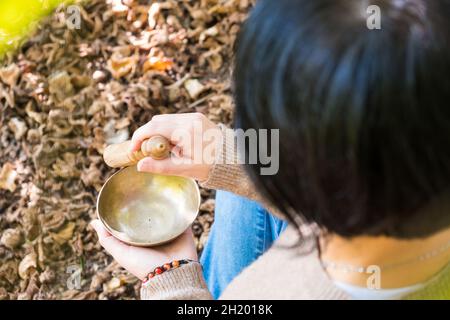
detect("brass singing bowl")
[96,166,200,247]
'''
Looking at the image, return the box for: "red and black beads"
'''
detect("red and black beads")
[142,259,191,284]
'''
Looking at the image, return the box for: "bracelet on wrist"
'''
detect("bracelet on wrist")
[142,259,194,284]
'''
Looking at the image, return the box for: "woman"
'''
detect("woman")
[91,0,450,299]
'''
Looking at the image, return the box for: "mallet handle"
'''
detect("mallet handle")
[103,136,170,168]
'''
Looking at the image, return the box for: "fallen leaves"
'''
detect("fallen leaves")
[8,118,27,140]
[184,79,206,100]
[48,71,75,101]
[0,260,19,285]
[0,163,18,192]
[103,277,123,291]
[107,49,138,79]
[0,228,23,249]
[0,63,20,87]
[51,222,76,245]
[18,252,37,280]
[143,55,173,73]
[111,0,129,17]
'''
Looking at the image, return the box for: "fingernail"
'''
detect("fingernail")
[137,158,149,172]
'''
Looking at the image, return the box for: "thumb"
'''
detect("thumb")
[90,219,111,239]
[90,219,129,258]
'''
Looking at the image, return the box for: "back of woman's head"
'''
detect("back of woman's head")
[234,0,450,238]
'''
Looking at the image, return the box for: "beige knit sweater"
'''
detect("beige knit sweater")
[141,127,450,300]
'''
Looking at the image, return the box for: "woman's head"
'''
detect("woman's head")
[234,0,450,238]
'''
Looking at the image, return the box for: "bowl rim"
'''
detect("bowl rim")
[96,166,200,247]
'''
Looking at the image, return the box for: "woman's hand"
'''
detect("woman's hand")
[93,113,217,279]
[131,113,221,182]
[90,220,198,280]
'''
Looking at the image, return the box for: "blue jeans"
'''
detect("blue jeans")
[200,191,288,299]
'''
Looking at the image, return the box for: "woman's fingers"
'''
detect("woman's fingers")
[137,156,211,181]
[130,113,205,152]
[137,157,193,177]
[91,219,198,280]
[130,121,175,152]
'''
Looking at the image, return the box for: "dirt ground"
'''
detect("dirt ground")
[0,0,252,300]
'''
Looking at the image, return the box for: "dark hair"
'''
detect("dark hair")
[234,0,450,238]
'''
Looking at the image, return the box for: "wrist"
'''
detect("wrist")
[142,259,197,284]
[140,261,211,300]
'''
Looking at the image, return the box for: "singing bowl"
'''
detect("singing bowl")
[96,166,200,247]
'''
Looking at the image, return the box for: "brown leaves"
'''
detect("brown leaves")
[0,63,20,87]
[107,54,138,79]
[18,252,37,280]
[51,153,81,179]
[39,211,66,233]
[0,260,19,285]
[0,163,18,192]
[0,228,23,249]
[143,56,173,73]
[111,0,130,17]
[107,47,138,79]
[8,118,27,140]
[48,71,75,101]
[184,79,206,100]
[50,222,76,245]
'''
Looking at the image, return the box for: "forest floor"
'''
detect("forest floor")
[0,0,251,299]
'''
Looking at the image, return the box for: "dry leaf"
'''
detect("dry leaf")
[92,70,107,82]
[103,277,123,292]
[0,260,19,285]
[89,271,110,290]
[0,64,20,86]
[184,79,206,99]
[148,3,161,29]
[18,252,37,279]
[48,71,75,101]
[52,153,81,179]
[0,288,8,300]
[39,267,56,284]
[39,211,66,233]
[50,222,76,245]
[0,163,18,192]
[143,56,173,73]
[8,118,27,140]
[81,163,102,188]
[111,0,129,16]
[147,2,174,29]
[62,289,97,300]
[107,54,137,79]
[199,26,219,43]
[0,228,23,249]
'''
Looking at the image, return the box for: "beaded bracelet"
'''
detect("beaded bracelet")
[142,259,193,284]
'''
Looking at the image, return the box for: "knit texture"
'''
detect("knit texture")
[200,124,284,219]
[140,262,212,300]
[200,124,260,200]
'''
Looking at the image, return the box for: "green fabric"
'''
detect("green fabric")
[405,263,450,300]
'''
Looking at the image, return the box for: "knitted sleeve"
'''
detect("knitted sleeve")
[200,124,284,219]
[140,262,212,300]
